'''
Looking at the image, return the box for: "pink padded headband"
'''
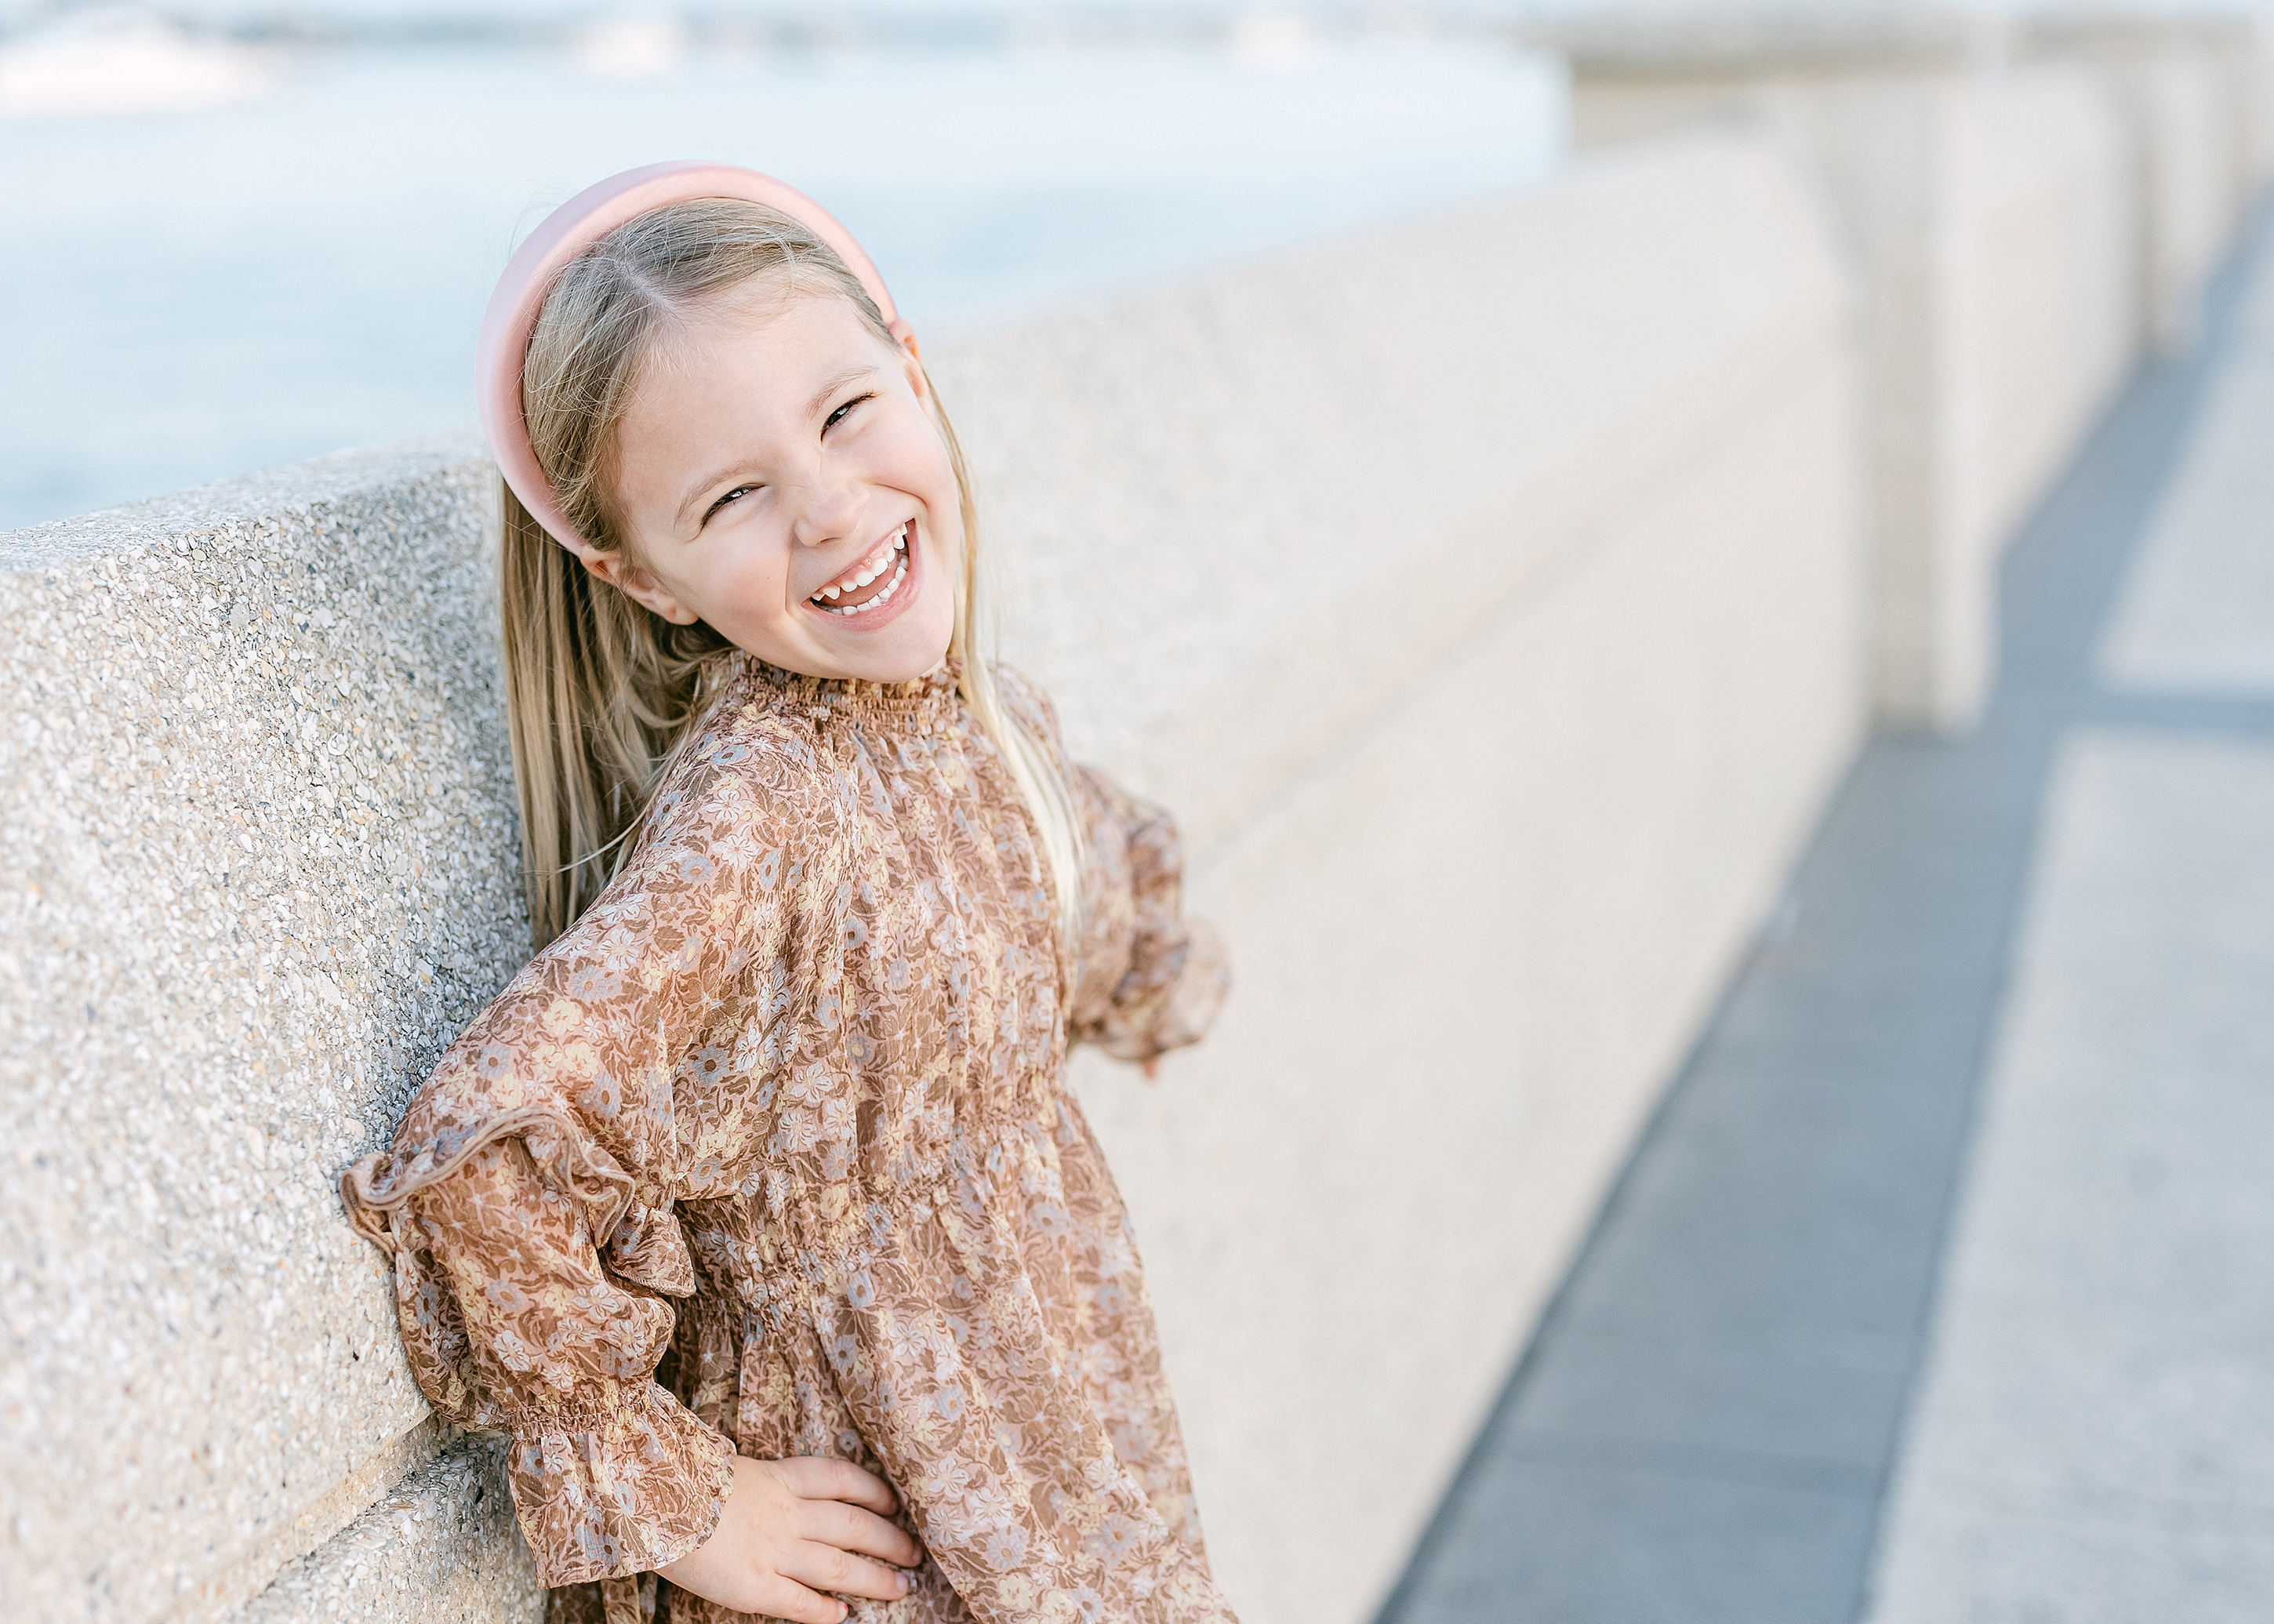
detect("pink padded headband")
[477,160,907,558]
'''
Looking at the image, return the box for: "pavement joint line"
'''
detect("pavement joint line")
[1497,1431,1885,1498]
[2068,690,2274,736]
[1375,196,2274,1624]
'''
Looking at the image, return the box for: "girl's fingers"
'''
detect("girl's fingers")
[777,1455,900,1516]
[805,1499,925,1568]
[746,1575,853,1624]
[784,1540,915,1603]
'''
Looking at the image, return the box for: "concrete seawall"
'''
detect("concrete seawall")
[1,22,2258,1617]
[1549,7,2272,728]
[0,439,541,1623]
[947,137,1862,1623]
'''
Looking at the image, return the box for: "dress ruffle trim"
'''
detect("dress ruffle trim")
[341,1102,631,1248]
[507,1379,737,1587]
[341,1095,699,1299]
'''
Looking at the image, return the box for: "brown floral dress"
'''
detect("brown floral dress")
[340,657,1233,1624]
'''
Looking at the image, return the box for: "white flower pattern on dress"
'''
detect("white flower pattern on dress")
[340,658,1233,1624]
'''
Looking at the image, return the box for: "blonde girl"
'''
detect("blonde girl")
[340,164,1231,1624]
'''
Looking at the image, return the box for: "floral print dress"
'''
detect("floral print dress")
[339,657,1233,1624]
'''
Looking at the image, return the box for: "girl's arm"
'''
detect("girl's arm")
[994,666,1230,1062]
[409,1132,736,1581]
[341,752,845,1590]
[415,1140,920,1618]
[1068,764,1231,1063]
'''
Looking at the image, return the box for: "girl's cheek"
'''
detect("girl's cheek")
[885,409,956,495]
[737,534,794,605]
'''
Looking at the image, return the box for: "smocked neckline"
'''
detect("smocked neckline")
[743,653,959,728]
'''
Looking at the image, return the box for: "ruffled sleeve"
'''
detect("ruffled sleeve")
[1068,764,1231,1061]
[340,724,806,1586]
[408,1136,736,1582]
[992,666,1231,1061]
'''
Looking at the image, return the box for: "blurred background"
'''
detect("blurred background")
[0,1,1570,529]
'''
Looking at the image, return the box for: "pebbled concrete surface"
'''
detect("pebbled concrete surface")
[234,1436,543,1624]
[0,433,537,1623]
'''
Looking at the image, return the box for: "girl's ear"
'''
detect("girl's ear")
[891,321,937,418]
[580,550,702,625]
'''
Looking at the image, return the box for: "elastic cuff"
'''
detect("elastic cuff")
[1092,917,1232,1063]
[1149,917,1230,1055]
[504,1381,736,1586]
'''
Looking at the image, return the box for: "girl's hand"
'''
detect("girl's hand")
[659,1453,922,1622]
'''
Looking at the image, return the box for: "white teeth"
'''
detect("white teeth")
[823,557,907,616]
[810,530,914,607]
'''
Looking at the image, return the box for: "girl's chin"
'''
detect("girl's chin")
[819,642,953,685]
[737,609,955,685]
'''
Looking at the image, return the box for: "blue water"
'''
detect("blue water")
[1,38,1564,529]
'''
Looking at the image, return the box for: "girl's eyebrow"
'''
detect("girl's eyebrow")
[675,463,757,529]
[806,364,877,416]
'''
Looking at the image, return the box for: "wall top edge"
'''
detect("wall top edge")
[1531,5,2259,78]
[5,136,1803,591]
[2025,9,2269,51]
[0,427,489,576]
[922,176,1562,357]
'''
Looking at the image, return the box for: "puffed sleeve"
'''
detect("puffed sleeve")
[409,1135,732,1583]
[341,738,806,1586]
[1067,762,1231,1062]
[992,666,1231,1062]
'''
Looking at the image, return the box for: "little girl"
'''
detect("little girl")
[340,163,1232,1624]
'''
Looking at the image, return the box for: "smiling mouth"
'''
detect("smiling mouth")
[809,524,912,617]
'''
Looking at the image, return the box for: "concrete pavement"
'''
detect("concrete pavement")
[1865,205,2274,1623]
[1380,202,2274,1624]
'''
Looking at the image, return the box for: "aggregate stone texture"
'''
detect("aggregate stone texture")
[0,431,540,1622]
[232,1434,543,1624]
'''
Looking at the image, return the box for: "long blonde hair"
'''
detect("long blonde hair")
[499,198,1083,952]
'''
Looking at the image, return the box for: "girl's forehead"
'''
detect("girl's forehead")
[616,289,897,491]
[691,279,868,341]
[654,286,883,383]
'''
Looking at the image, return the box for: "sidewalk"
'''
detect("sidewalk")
[1381,202,2274,1623]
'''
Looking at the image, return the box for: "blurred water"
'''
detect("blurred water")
[0,37,1564,529]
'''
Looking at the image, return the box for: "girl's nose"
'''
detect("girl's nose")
[790,483,864,549]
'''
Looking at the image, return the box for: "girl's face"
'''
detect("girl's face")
[595,286,961,684]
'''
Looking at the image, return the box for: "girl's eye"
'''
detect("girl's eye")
[703,485,757,524]
[823,392,876,434]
